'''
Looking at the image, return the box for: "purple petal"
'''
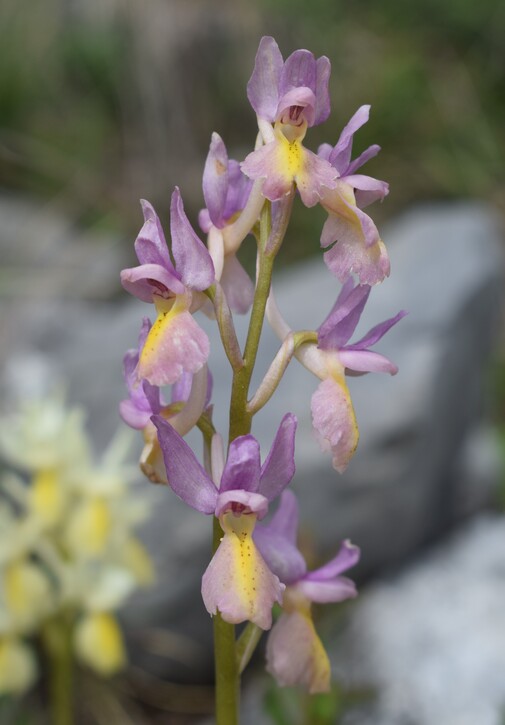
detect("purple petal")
[222,160,253,221]
[203,132,228,228]
[259,413,297,501]
[296,577,358,603]
[345,174,389,206]
[135,200,174,270]
[338,349,398,375]
[317,142,333,161]
[322,220,390,285]
[321,185,381,250]
[318,284,371,349]
[220,255,254,314]
[247,36,283,121]
[254,492,307,584]
[311,377,359,474]
[276,87,317,127]
[170,188,215,291]
[313,56,331,126]
[329,105,371,175]
[346,145,381,175]
[220,435,261,493]
[266,611,330,693]
[120,263,185,302]
[279,49,316,97]
[347,310,407,351]
[264,490,299,543]
[152,416,217,513]
[215,490,269,519]
[119,398,151,430]
[138,308,209,386]
[170,370,193,403]
[304,540,361,581]
[198,208,212,234]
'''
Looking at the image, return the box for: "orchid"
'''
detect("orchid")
[241,36,337,207]
[318,105,390,285]
[199,132,255,313]
[117,35,403,725]
[153,413,297,629]
[120,188,215,386]
[255,491,360,693]
[120,317,212,482]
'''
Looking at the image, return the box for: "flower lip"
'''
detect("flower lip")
[215,490,269,520]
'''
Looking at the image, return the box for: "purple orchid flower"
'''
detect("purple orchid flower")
[120,318,213,483]
[308,279,405,472]
[241,37,337,207]
[247,36,331,129]
[254,490,360,693]
[198,132,255,314]
[120,188,215,387]
[152,413,297,629]
[318,105,390,285]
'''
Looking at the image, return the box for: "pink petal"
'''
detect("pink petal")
[138,307,209,386]
[201,513,284,629]
[266,610,330,693]
[311,377,359,473]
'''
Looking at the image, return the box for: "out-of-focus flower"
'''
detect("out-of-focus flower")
[0,637,37,695]
[255,491,360,692]
[120,188,215,386]
[318,106,390,285]
[242,37,337,207]
[153,413,297,629]
[74,612,126,676]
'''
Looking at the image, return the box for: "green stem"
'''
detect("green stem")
[43,616,74,725]
[214,195,292,724]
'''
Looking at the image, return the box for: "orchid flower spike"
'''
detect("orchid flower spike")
[254,490,360,693]
[241,36,337,207]
[318,106,390,285]
[120,318,212,483]
[120,188,215,386]
[199,132,255,313]
[152,414,297,629]
[267,280,405,472]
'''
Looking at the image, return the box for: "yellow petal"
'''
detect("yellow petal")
[29,469,65,527]
[0,637,37,695]
[66,497,111,557]
[74,612,126,676]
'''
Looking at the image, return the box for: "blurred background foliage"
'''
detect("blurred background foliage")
[0,0,504,267]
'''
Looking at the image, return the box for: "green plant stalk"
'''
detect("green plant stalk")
[213,195,293,724]
[43,615,74,725]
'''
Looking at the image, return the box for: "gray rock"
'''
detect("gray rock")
[0,200,503,681]
[331,514,505,725]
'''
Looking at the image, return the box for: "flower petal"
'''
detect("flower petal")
[247,36,283,121]
[136,199,174,269]
[152,416,217,513]
[220,254,254,314]
[120,262,185,302]
[346,310,407,351]
[201,512,283,629]
[305,540,360,581]
[266,610,330,693]
[170,188,215,291]
[338,349,399,375]
[220,435,261,493]
[279,50,316,98]
[314,56,331,125]
[296,577,358,603]
[138,305,209,386]
[317,284,371,349]
[203,132,228,228]
[328,105,371,175]
[311,377,359,473]
[259,413,297,501]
